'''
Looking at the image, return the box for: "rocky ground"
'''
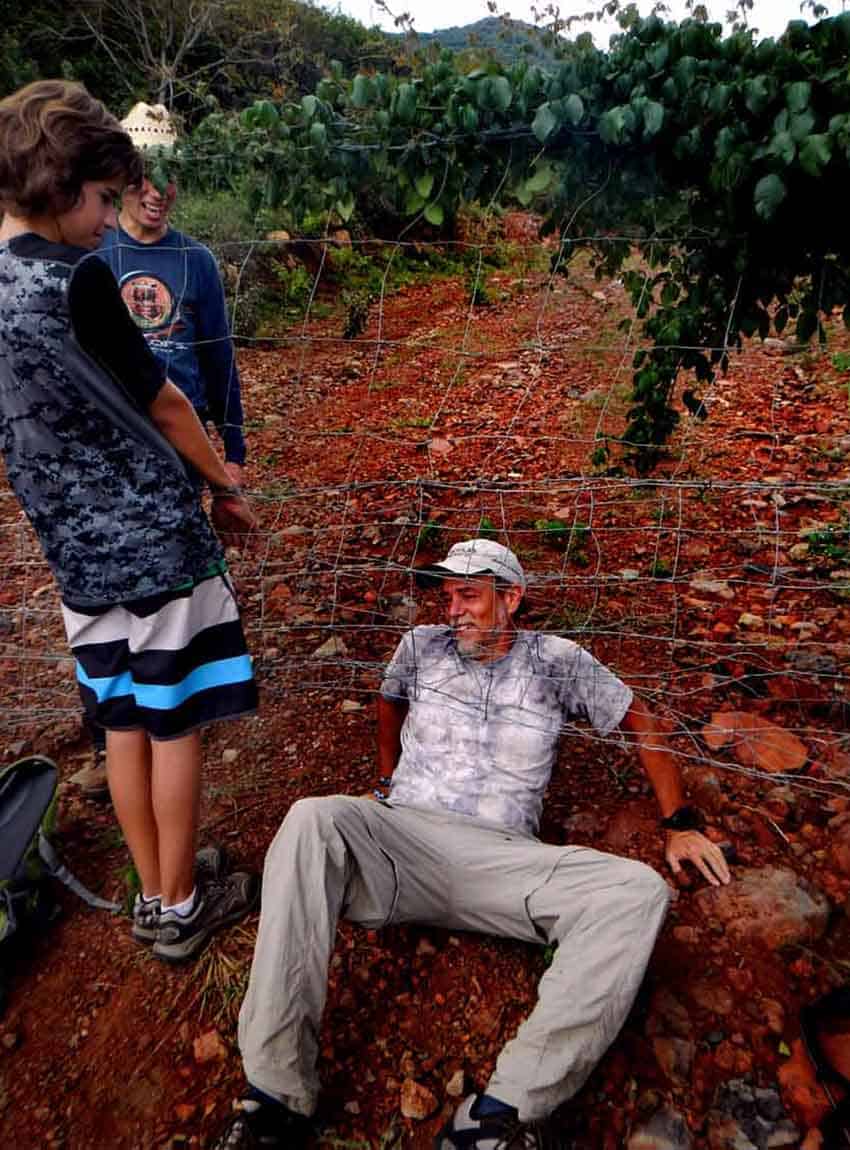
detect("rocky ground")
[1,216,849,1148]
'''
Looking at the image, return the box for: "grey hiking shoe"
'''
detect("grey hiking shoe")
[152,871,259,964]
[131,845,230,946]
[131,893,161,944]
[435,1095,557,1150]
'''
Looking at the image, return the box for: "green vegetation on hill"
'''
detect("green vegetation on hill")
[399,17,560,67]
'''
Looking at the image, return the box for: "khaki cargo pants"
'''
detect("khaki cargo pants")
[238,796,671,1122]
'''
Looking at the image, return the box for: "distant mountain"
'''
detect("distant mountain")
[401,17,562,66]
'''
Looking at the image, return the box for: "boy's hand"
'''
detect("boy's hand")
[211,492,255,549]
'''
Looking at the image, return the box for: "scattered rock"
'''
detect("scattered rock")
[737,613,765,629]
[695,867,830,950]
[689,982,734,1016]
[311,636,349,659]
[221,748,238,764]
[340,700,364,713]
[193,1030,227,1064]
[627,1106,692,1150]
[708,1080,798,1150]
[400,1078,438,1119]
[828,811,850,875]
[653,1036,695,1082]
[446,1069,465,1097]
[0,1032,19,1052]
[690,577,735,600]
[344,1101,361,1115]
[778,1039,833,1129]
[703,712,808,773]
[428,438,453,457]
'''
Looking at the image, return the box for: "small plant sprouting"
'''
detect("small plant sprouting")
[417,520,441,548]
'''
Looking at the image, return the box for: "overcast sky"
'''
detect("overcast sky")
[327,0,845,42]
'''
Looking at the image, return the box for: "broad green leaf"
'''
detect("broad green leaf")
[789,111,816,143]
[643,101,664,138]
[785,80,811,112]
[423,201,444,227]
[351,74,372,109]
[336,192,355,221]
[525,162,554,194]
[754,173,786,220]
[515,182,533,207]
[599,106,626,145]
[309,121,327,150]
[404,189,425,214]
[564,93,584,126]
[708,84,731,116]
[491,76,512,113]
[769,130,796,165]
[415,171,435,199]
[395,83,417,124]
[301,94,319,120]
[532,102,558,143]
[462,105,479,133]
[799,133,832,175]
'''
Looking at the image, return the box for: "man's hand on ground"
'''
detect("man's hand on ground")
[211,492,255,549]
[665,830,731,888]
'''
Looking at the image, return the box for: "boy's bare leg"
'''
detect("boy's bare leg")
[151,730,202,907]
[105,728,160,897]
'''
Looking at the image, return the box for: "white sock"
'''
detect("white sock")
[161,887,197,917]
[140,892,161,905]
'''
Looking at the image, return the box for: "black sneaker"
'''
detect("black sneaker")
[152,871,259,964]
[212,1097,311,1149]
[435,1095,555,1150]
[130,846,230,946]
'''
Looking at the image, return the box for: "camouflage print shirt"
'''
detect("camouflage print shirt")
[0,235,222,607]
[381,625,634,836]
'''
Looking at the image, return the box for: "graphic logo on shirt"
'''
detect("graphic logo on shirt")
[119,273,174,332]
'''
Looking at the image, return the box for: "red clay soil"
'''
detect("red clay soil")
[1,214,849,1148]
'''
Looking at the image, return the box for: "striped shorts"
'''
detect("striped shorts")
[61,566,258,741]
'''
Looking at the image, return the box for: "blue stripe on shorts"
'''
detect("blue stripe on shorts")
[77,654,254,710]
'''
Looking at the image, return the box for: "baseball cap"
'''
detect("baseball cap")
[415,538,527,590]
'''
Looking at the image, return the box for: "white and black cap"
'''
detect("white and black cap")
[416,538,527,590]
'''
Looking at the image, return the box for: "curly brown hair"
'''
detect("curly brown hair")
[0,80,143,217]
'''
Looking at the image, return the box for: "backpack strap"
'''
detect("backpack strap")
[37,833,121,913]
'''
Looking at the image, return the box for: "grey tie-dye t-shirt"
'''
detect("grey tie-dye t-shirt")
[381,625,633,836]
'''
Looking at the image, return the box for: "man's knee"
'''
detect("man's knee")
[265,795,360,864]
[621,858,671,917]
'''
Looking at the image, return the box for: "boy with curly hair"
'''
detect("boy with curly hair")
[0,80,259,963]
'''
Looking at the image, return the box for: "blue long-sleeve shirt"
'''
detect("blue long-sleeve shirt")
[98,226,246,464]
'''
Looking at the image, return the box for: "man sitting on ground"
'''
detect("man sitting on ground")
[215,538,730,1149]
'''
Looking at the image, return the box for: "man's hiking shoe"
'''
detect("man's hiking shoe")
[130,845,230,946]
[212,1097,311,1149]
[152,871,259,964]
[435,1095,556,1150]
[69,750,109,801]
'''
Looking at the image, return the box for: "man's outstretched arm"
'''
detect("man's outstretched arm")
[620,697,731,887]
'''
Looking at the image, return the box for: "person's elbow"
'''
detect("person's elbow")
[149,380,193,430]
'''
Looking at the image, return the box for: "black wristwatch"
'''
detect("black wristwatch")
[661,805,702,832]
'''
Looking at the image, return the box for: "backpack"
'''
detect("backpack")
[0,755,120,1010]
